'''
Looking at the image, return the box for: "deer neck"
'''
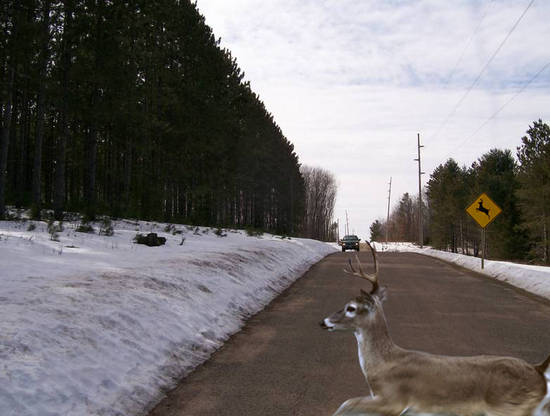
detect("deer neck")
[354,312,396,377]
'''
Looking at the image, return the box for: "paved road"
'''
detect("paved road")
[148,251,550,416]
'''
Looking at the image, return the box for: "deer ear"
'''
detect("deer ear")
[358,289,373,304]
[374,286,387,303]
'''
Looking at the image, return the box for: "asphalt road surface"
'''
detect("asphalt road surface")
[148,251,550,416]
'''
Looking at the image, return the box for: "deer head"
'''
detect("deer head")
[319,242,550,416]
[320,242,386,332]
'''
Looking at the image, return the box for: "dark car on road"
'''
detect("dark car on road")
[340,235,360,252]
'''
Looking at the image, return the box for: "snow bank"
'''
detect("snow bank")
[0,219,336,416]
[376,242,550,301]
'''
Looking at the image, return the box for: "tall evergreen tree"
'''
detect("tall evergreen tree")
[394,192,414,242]
[474,149,527,260]
[0,1,19,219]
[0,0,308,235]
[31,0,52,219]
[426,159,470,252]
[516,119,550,263]
[369,219,383,242]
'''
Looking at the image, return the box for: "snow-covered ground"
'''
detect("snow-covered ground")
[0,217,336,416]
[2,224,548,416]
[375,242,550,301]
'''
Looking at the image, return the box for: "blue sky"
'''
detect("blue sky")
[195,0,550,239]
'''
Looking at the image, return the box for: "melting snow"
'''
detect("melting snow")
[0,219,336,416]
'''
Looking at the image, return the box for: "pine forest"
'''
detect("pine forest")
[0,0,320,236]
[372,119,550,265]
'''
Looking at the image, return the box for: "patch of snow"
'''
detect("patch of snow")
[0,219,336,416]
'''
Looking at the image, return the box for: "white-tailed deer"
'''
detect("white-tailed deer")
[320,242,550,416]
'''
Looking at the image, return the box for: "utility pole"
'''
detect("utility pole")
[345,211,350,236]
[414,133,425,248]
[385,177,392,243]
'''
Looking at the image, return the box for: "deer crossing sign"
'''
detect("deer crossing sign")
[466,192,502,228]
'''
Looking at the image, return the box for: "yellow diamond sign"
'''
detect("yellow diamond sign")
[466,193,502,228]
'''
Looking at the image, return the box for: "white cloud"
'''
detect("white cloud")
[195,0,550,239]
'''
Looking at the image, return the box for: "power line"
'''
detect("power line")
[429,0,536,143]
[445,0,495,85]
[449,60,550,155]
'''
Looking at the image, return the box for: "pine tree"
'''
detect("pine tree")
[474,148,527,260]
[516,120,550,263]
[426,159,470,252]
[31,0,52,219]
[370,219,383,242]
[0,0,308,234]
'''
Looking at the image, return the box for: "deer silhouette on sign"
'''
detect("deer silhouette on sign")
[476,199,490,218]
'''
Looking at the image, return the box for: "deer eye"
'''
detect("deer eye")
[346,305,356,313]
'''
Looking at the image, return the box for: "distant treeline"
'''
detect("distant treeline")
[0,0,312,235]
[301,165,338,242]
[370,120,550,264]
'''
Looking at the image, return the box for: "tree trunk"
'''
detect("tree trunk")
[84,126,97,219]
[54,1,73,220]
[123,137,132,213]
[53,118,67,220]
[31,0,51,219]
[0,68,15,219]
[544,214,549,264]
[16,80,30,208]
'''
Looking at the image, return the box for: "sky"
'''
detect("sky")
[194,0,550,240]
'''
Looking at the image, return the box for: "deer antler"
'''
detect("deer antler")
[343,241,379,294]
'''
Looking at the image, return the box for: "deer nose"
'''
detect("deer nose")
[320,318,335,330]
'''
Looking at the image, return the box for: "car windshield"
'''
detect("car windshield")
[342,235,359,241]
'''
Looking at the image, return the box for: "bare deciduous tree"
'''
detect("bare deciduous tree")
[301,165,337,241]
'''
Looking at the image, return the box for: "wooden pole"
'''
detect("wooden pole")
[481,228,486,269]
[386,177,392,243]
[415,133,424,248]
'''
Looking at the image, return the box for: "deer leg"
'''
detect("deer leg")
[332,396,402,416]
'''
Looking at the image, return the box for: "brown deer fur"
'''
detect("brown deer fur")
[320,246,549,416]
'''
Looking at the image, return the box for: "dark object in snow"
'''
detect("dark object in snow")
[245,227,263,237]
[76,223,95,233]
[215,227,227,237]
[134,232,166,247]
[47,219,63,241]
[99,217,114,236]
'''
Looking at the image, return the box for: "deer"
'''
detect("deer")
[477,199,491,218]
[320,242,550,416]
